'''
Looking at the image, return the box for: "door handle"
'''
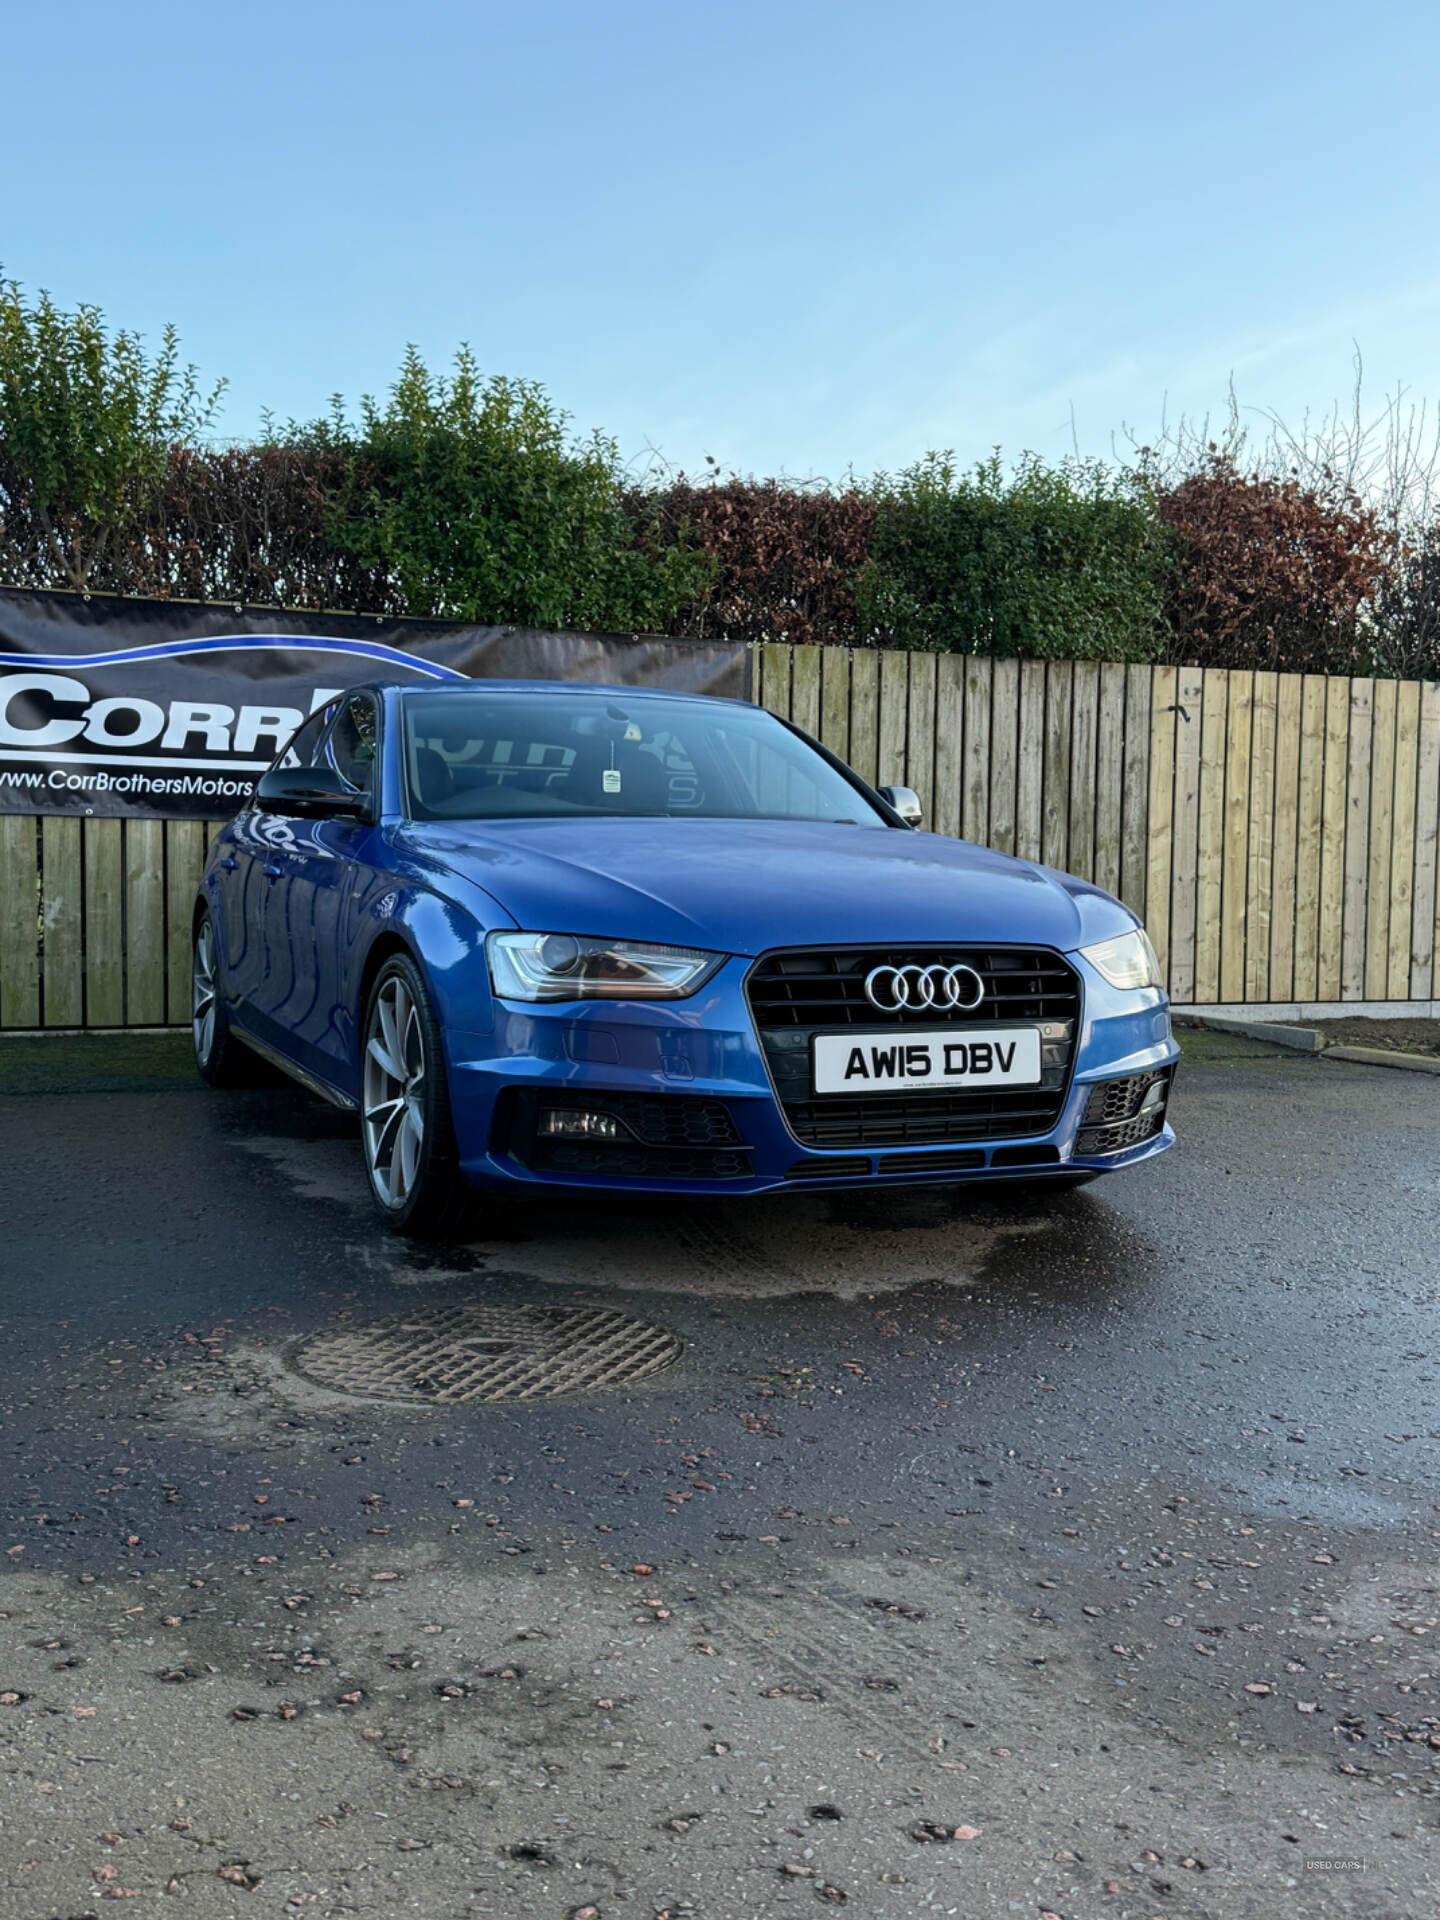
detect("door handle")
[221,856,238,872]
[264,863,284,879]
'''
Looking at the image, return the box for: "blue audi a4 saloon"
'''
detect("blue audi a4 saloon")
[193,680,1179,1235]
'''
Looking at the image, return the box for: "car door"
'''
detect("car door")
[279,692,385,1087]
[221,707,331,1029]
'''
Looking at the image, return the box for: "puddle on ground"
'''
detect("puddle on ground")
[225,1113,1145,1304]
[441,1189,1058,1302]
[232,1131,369,1208]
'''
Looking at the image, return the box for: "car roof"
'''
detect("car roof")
[368,678,754,711]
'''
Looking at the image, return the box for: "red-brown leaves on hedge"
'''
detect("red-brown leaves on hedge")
[119,444,398,612]
[636,477,876,647]
[0,443,397,612]
[1158,454,1393,672]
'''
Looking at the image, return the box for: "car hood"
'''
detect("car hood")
[395,817,1135,955]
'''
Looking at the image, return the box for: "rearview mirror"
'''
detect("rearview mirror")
[878,784,923,827]
[255,765,367,819]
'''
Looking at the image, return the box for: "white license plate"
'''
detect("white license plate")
[812,1026,1042,1095]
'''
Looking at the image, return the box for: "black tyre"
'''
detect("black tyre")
[192,909,265,1087]
[361,952,477,1238]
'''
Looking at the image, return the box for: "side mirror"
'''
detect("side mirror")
[255,765,367,819]
[878,784,924,828]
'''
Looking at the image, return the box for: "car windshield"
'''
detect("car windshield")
[400,690,889,826]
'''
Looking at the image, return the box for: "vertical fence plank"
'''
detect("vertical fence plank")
[819,646,851,762]
[1364,678,1398,1000]
[905,651,937,822]
[1042,660,1073,872]
[1244,672,1277,1004]
[1342,679,1373,1001]
[757,643,791,718]
[83,818,125,1028]
[1167,667,1205,1003]
[1015,662,1046,862]
[962,656,992,844]
[165,820,207,1026]
[1093,663,1125,896]
[1317,676,1351,1001]
[749,642,765,711]
[789,645,821,738]
[1194,670,1229,1004]
[1218,672,1253,1003]
[987,657,1019,854]
[877,650,909,789]
[1291,677,1326,1003]
[41,816,83,1027]
[1120,663,1151,921]
[1067,660,1099,883]
[931,653,965,839]
[847,648,879,785]
[1269,673,1303,1004]
[1412,682,1440,1000]
[1388,680,1420,1000]
[0,815,42,1029]
[1145,666,1177,984]
[786,647,819,826]
[125,818,166,1025]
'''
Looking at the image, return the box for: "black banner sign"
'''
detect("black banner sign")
[0,589,748,819]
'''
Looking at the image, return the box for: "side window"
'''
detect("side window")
[267,710,329,776]
[323,695,379,795]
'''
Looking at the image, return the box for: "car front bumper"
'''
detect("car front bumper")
[443,952,1179,1196]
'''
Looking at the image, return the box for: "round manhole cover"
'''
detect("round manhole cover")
[289,1304,683,1404]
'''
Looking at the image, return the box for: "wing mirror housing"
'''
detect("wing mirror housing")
[254,765,368,819]
[877,784,924,827]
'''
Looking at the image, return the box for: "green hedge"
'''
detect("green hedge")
[856,452,1169,662]
[1,275,1433,673]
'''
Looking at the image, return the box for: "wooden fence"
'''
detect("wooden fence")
[0,816,226,1031]
[2,647,1439,1029]
[755,646,1440,1009]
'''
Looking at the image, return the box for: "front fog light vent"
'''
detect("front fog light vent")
[540,1108,625,1140]
[1075,1066,1172,1156]
[1081,1068,1170,1127]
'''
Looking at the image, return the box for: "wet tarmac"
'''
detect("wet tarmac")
[0,1028,1436,1917]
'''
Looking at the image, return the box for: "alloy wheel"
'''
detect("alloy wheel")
[363,974,427,1207]
[192,920,218,1065]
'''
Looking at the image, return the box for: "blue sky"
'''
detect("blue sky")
[7,0,1440,484]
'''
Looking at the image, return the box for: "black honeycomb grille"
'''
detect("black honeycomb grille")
[1074,1066,1173,1156]
[747,946,1081,1150]
[1081,1069,1169,1127]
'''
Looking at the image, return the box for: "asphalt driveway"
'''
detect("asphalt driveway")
[0,1028,1437,1919]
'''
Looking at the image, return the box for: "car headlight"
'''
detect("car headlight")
[487,931,725,1001]
[1079,927,1163,991]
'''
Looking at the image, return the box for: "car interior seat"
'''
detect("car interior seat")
[411,746,454,811]
[559,746,670,811]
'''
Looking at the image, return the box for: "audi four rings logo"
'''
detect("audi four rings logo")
[863,963,985,1012]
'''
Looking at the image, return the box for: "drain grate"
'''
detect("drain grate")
[289,1304,682,1404]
